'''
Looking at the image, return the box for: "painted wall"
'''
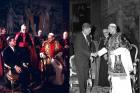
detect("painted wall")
[0,0,69,36]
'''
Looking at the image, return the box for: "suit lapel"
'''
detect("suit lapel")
[81,33,90,49]
[8,46,15,54]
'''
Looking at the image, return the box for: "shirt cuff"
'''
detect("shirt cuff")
[97,47,107,57]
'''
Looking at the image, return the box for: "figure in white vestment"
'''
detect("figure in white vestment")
[96,23,133,93]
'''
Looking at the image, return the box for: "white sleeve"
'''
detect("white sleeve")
[97,47,108,57]
[125,49,133,72]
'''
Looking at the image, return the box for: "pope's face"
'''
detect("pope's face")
[48,35,54,42]
[108,26,116,35]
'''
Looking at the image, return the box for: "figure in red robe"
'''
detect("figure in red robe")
[15,24,37,68]
[15,24,41,86]
[0,27,8,77]
[40,33,64,85]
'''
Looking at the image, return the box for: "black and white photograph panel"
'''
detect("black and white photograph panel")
[69,0,140,93]
[0,0,69,93]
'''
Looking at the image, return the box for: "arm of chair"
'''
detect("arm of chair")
[130,44,139,75]
[69,55,77,76]
[4,63,12,69]
[131,44,139,63]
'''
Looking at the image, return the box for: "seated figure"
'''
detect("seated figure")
[40,33,64,85]
[3,36,32,93]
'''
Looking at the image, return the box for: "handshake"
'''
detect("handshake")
[90,52,98,62]
[90,52,98,57]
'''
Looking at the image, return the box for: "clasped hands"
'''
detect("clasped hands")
[40,52,62,59]
[40,53,46,58]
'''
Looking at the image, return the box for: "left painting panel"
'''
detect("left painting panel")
[0,0,70,93]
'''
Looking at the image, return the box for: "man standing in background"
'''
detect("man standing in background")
[98,29,110,86]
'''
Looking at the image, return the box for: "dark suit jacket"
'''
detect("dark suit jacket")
[98,37,110,86]
[74,32,91,69]
[3,46,21,69]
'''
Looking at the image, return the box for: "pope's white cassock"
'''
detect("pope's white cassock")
[98,47,133,93]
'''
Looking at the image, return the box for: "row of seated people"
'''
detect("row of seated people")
[0,24,69,93]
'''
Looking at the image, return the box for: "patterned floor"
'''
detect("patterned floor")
[0,84,69,93]
[70,86,139,93]
[0,77,69,93]
[70,86,110,93]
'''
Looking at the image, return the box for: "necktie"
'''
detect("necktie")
[85,36,89,46]
[11,47,15,52]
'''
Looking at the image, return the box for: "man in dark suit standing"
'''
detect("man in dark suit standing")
[3,36,32,93]
[74,23,95,93]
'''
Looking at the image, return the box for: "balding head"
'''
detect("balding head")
[38,30,42,36]
[21,24,27,33]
